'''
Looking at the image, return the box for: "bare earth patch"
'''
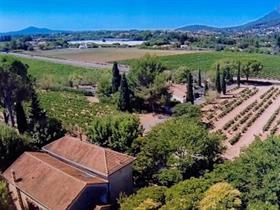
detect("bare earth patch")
[25,48,195,63]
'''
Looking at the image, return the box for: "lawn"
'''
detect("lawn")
[124,51,280,79]
[39,90,117,130]
[0,54,111,86]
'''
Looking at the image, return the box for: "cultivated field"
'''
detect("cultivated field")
[24,48,194,63]
[124,52,280,79]
[202,85,280,159]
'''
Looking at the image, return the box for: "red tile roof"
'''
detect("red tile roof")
[3,152,107,210]
[42,136,135,177]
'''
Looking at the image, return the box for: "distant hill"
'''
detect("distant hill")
[0,26,66,36]
[177,8,280,32]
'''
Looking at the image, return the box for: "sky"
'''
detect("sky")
[0,0,280,32]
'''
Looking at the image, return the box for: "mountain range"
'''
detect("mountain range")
[0,26,66,36]
[177,8,280,32]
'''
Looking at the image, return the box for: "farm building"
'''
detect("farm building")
[2,136,135,210]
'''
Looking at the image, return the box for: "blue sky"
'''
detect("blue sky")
[0,0,280,32]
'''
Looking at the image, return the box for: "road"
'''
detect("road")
[1,52,130,73]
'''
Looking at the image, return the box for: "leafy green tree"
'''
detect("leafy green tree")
[222,70,227,95]
[132,117,224,187]
[87,114,142,153]
[118,74,131,111]
[237,62,241,88]
[186,73,194,104]
[155,168,183,187]
[199,182,242,210]
[112,62,121,93]
[119,186,167,210]
[97,75,112,99]
[164,178,212,210]
[215,64,222,94]
[241,60,263,81]
[128,55,169,111]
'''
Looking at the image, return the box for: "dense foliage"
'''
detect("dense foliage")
[87,114,142,153]
[123,136,280,209]
[128,55,170,111]
[0,123,29,170]
[132,116,224,187]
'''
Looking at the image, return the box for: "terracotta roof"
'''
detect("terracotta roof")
[3,152,107,210]
[42,136,135,177]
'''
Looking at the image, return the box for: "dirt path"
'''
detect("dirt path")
[224,89,280,159]
[2,52,130,73]
[214,86,268,131]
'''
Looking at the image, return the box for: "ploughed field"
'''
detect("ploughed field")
[23,48,192,63]
[202,85,280,159]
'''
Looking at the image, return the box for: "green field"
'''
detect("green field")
[0,54,110,86]
[124,52,280,79]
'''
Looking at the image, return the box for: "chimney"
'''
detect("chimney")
[11,170,17,182]
[79,133,83,141]
[11,170,25,210]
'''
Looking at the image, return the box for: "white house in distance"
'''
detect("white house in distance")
[3,136,135,210]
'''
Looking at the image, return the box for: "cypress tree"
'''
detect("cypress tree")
[198,69,202,87]
[15,102,28,134]
[29,90,47,128]
[237,62,241,88]
[222,70,227,95]
[186,73,194,104]
[204,80,209,96]
[216,64,222,94]
[112,62,121,93]
[118,74,130,111]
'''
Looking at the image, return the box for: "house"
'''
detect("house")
[2,136,135,210]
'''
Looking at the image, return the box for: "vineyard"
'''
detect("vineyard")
[202,85,280,159]
[38,91,117,130]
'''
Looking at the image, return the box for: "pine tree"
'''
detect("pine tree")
[15,102,28,134]
[237,61,241,88]
[215,64,222,94]
[186,73,194,104]
[118,74,130,111]
[198,69,202,87]
[222,70,227,95]
[29,90,47,128]
[112,62,121,93]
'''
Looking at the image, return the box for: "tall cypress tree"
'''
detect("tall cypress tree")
[15,102,28,134]
[222,70,227,95]
[186,73,194,104]
[216,64,222,94]
[237,61,241,88]
[29,90,47,128]
[112,62,121,93]
[204,80,209,96]
[198,69,202,87]
[118,74,130,111]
